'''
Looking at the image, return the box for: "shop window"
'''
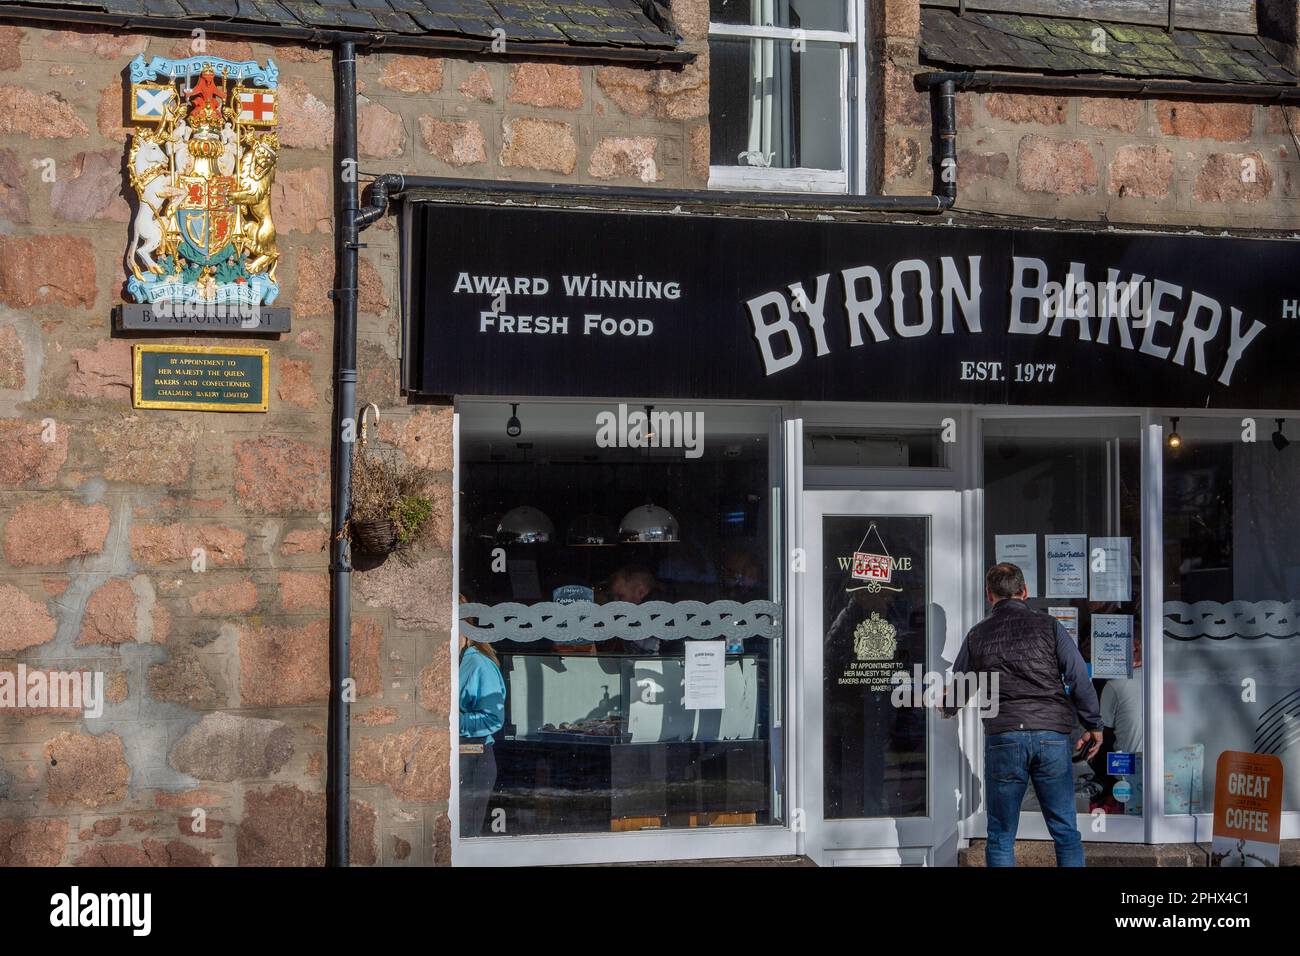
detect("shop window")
[1162,416,1300,814]
[457,401,784,838]
[982,418,1144,820]
[708,0,855,192]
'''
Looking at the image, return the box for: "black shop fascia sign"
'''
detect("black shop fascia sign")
[405,202,1300,409]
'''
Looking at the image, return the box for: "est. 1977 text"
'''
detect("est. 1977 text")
[960,361,1058,383]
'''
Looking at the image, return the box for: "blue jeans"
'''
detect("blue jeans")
[984,730,1085,867]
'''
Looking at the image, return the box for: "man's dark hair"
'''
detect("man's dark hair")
[986,562,1026,600]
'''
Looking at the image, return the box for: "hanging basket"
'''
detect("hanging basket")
[346,403,436,560]
[351,516,400,555]
[349,403,400,556]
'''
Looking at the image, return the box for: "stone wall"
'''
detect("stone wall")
[0,17,705,867]
[874,0,1300,230]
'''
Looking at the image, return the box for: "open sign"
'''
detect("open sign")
[851,552,892,583]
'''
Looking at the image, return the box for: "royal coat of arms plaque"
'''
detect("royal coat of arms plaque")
[118,53,289,332]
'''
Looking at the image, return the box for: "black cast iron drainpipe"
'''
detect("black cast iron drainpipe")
[918,71,1300,205]
[327,39,361,870]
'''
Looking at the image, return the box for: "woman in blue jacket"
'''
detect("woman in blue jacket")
[459,625,506,838]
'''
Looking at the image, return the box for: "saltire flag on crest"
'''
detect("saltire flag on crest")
[131,83,175,121]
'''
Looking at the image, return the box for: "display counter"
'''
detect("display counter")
[490,651,771,833]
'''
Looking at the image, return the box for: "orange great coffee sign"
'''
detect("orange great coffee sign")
[1211,751,1283,867]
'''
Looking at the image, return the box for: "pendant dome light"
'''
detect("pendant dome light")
[497,505,554,545]
[619,502,680,543]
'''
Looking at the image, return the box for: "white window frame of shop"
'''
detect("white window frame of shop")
[707,5,866,194]
[1144,408,1300,847]
[449,397,798,867]
[967,406,1300,849]
[971,407,1149,847]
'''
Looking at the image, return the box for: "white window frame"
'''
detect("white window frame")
[1146,407,1300,846]
[451,396,798,867]
[706,5,865,195]
[971,408,1149,846]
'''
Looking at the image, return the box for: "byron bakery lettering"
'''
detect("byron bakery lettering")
[407,203,1300,409]
[746,255,1266,388]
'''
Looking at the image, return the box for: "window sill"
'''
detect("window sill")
[455,823,798,866]
[708,166,848,194]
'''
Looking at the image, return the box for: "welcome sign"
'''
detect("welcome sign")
[408,203,1300,409]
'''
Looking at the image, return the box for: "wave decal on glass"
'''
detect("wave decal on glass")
[1164,600,1300,640]
[459,600,783,643]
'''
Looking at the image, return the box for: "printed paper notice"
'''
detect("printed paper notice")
[995,534,1038,598]
[1091,614,1134,679]
[1089,537,1132,602]
[684,641,726,710]
[1048,606,1080,644]
[1045,534,1088,599]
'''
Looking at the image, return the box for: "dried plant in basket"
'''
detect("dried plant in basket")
[346,404,438,558]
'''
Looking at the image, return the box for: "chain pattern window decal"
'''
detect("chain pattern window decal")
[459,600,783,644]
[1163,600,1300,640]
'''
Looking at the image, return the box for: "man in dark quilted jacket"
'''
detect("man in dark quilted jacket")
[945,562,1104,866]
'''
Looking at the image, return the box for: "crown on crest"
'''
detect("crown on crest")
[853,612,898,661]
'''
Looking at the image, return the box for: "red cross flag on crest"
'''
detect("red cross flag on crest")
[237,88,277,126]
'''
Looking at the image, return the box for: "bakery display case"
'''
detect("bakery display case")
[501,651,762,744]
[491,650,771,833]
[504,653,629,743]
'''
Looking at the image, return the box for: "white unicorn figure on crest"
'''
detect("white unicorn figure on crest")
[127,130,182,277]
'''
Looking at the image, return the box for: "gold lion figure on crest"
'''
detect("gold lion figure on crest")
[230,130,279,279]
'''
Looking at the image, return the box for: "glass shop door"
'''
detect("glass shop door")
[801,490,963,866]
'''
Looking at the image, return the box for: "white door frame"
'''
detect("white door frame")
[799,488,964,866]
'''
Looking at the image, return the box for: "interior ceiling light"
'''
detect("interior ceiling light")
[619,502,680,544]
[497,506,553,545]
[1167,417,1182,451]
[506,403,522,438]
[1273,419,1290,452]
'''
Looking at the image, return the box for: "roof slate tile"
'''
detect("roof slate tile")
[921,6,1295,85]
[0,0,680,50]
